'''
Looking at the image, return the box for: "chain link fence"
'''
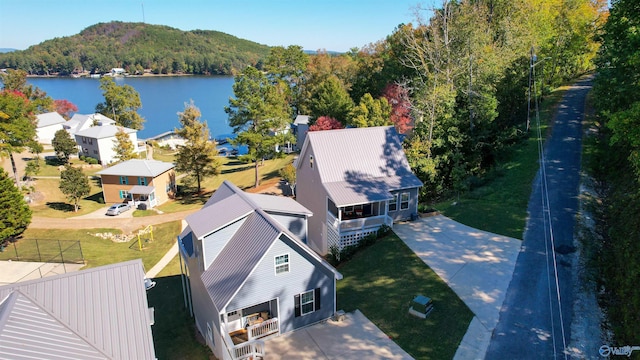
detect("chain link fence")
[0,239,84,264]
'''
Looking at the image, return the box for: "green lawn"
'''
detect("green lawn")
[10,221,181,271]
[29,177,106,218]
[147,276,213,360]
[434,85,572,239]
[337,234,473,360]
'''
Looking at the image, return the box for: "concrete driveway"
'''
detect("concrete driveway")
[264,310,413,360]
[393,215,521,360]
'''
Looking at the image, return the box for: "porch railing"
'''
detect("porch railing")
[247,317,279,341]
[327,212,393,250]
[222,326,266,360]
[339,214,392,232]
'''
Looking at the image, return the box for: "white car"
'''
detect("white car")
[106,203,131,216]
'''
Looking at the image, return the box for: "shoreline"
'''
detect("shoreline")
[26,73,211,79]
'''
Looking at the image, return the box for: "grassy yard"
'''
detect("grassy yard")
[9,221,181,271]
[434,85,572,239]
[337,234,473,360]
[147,276,214,360]
[29,177,106,218]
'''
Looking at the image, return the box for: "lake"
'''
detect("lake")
[27,76,236,140]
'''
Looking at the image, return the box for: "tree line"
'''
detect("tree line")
[589,0,640,346]
[225,0,605,199]
[0,22,270,76]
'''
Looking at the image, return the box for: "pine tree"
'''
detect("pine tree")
[59,165,90,212]
[112,127,136,163]
[175,101,221,193]
[0,169,32,243]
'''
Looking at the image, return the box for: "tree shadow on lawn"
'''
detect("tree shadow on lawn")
[221,164,253,174]
[83,192,104,203]
[147,276,212,359]
[46,202,75,212]
[174,190,213,206]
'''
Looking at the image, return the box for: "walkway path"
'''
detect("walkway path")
[393,215,521,360]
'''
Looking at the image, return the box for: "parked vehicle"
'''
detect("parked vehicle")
[106,203,131,216]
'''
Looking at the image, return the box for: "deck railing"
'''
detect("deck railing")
[247,317,279,341]
[222,325,266,360]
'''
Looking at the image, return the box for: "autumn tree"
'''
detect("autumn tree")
[309,116,344,132]
[54,99,78,119]
[175,101,221,193]
[348,93,392,128]
[112,127,136,163]
[382,83,413,134]
[279,163,297,196]
[59,165,90,212]
[52,129,77,164]
[0,169,32,244]
[0,89,37,184]
[225,66,291,188]
[96,77,145,130]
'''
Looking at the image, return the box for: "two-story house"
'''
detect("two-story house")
[296,126,423,255]
[96,159,176,208]
[35,111,66,144]
[74,124,138,166]
[177,180,342,360]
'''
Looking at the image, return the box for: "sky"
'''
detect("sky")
[0,0,435,52]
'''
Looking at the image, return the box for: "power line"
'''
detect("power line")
[533,60,568,359]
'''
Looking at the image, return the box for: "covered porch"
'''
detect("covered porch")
[221,299,279,359]
[326,196,393,250]
[127,185,157,209]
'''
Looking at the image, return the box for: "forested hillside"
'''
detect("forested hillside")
[590,0,640,345]
[0,22,271,75]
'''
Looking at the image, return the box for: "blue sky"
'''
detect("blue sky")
[0,0,434,52]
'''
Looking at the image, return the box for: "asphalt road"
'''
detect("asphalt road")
[485,77,592,359]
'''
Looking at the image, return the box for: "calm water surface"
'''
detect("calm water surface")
[27,76,235,139]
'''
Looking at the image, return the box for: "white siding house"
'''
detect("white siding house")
[35,112,66,144]
[74,124,138,165]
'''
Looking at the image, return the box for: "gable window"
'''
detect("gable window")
[138,177,147,185]
[275,254,289,274]
[388,194,398,212]
[400,192,410,210]
[309,155,313,169]
[119,176,128,185]
[294,288,321,317]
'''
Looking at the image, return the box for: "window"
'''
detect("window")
[82,137,87,144]
[119,190,129,199]
[93,150,98,155]
[295,288,321,317]
[88,138,93,145]
[227,310,241,322]
[388,194,398,212]
[138,177,147,185]
[119,176,128,185]
[309,155,313,168]
[275,254,289,274]
[206,322,214,347]
[149,192,155,201]
[400,192,410,210]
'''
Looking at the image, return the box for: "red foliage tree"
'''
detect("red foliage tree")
[382,83,413,134]
[54,99,78,119]
[309,116,344,132]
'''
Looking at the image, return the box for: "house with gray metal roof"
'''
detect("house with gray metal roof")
[296,126,423,255]
[177,180,341,360]
[96,159,176,209]
[64,113,116,135]
[74,124,139,166]
[35,111,66,144]
[292,114,310,151]
[0,259,156,360]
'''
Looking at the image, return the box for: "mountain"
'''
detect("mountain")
[0,22,271,76]
[0,48,17,53]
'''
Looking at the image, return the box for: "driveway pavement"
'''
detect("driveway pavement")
[264,310,413,360]
[393,215,521,360]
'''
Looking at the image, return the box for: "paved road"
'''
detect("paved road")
[486,78,592,359]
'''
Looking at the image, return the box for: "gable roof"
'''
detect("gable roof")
[74,124,136,139]
[293,114,310,125]
[299,126,423,206]
[97,159,174,177]
[0,259,156,360]
[65,113,115,133]
[36,111,66,128]
[245,193,313,216]
[183,180,341,312]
